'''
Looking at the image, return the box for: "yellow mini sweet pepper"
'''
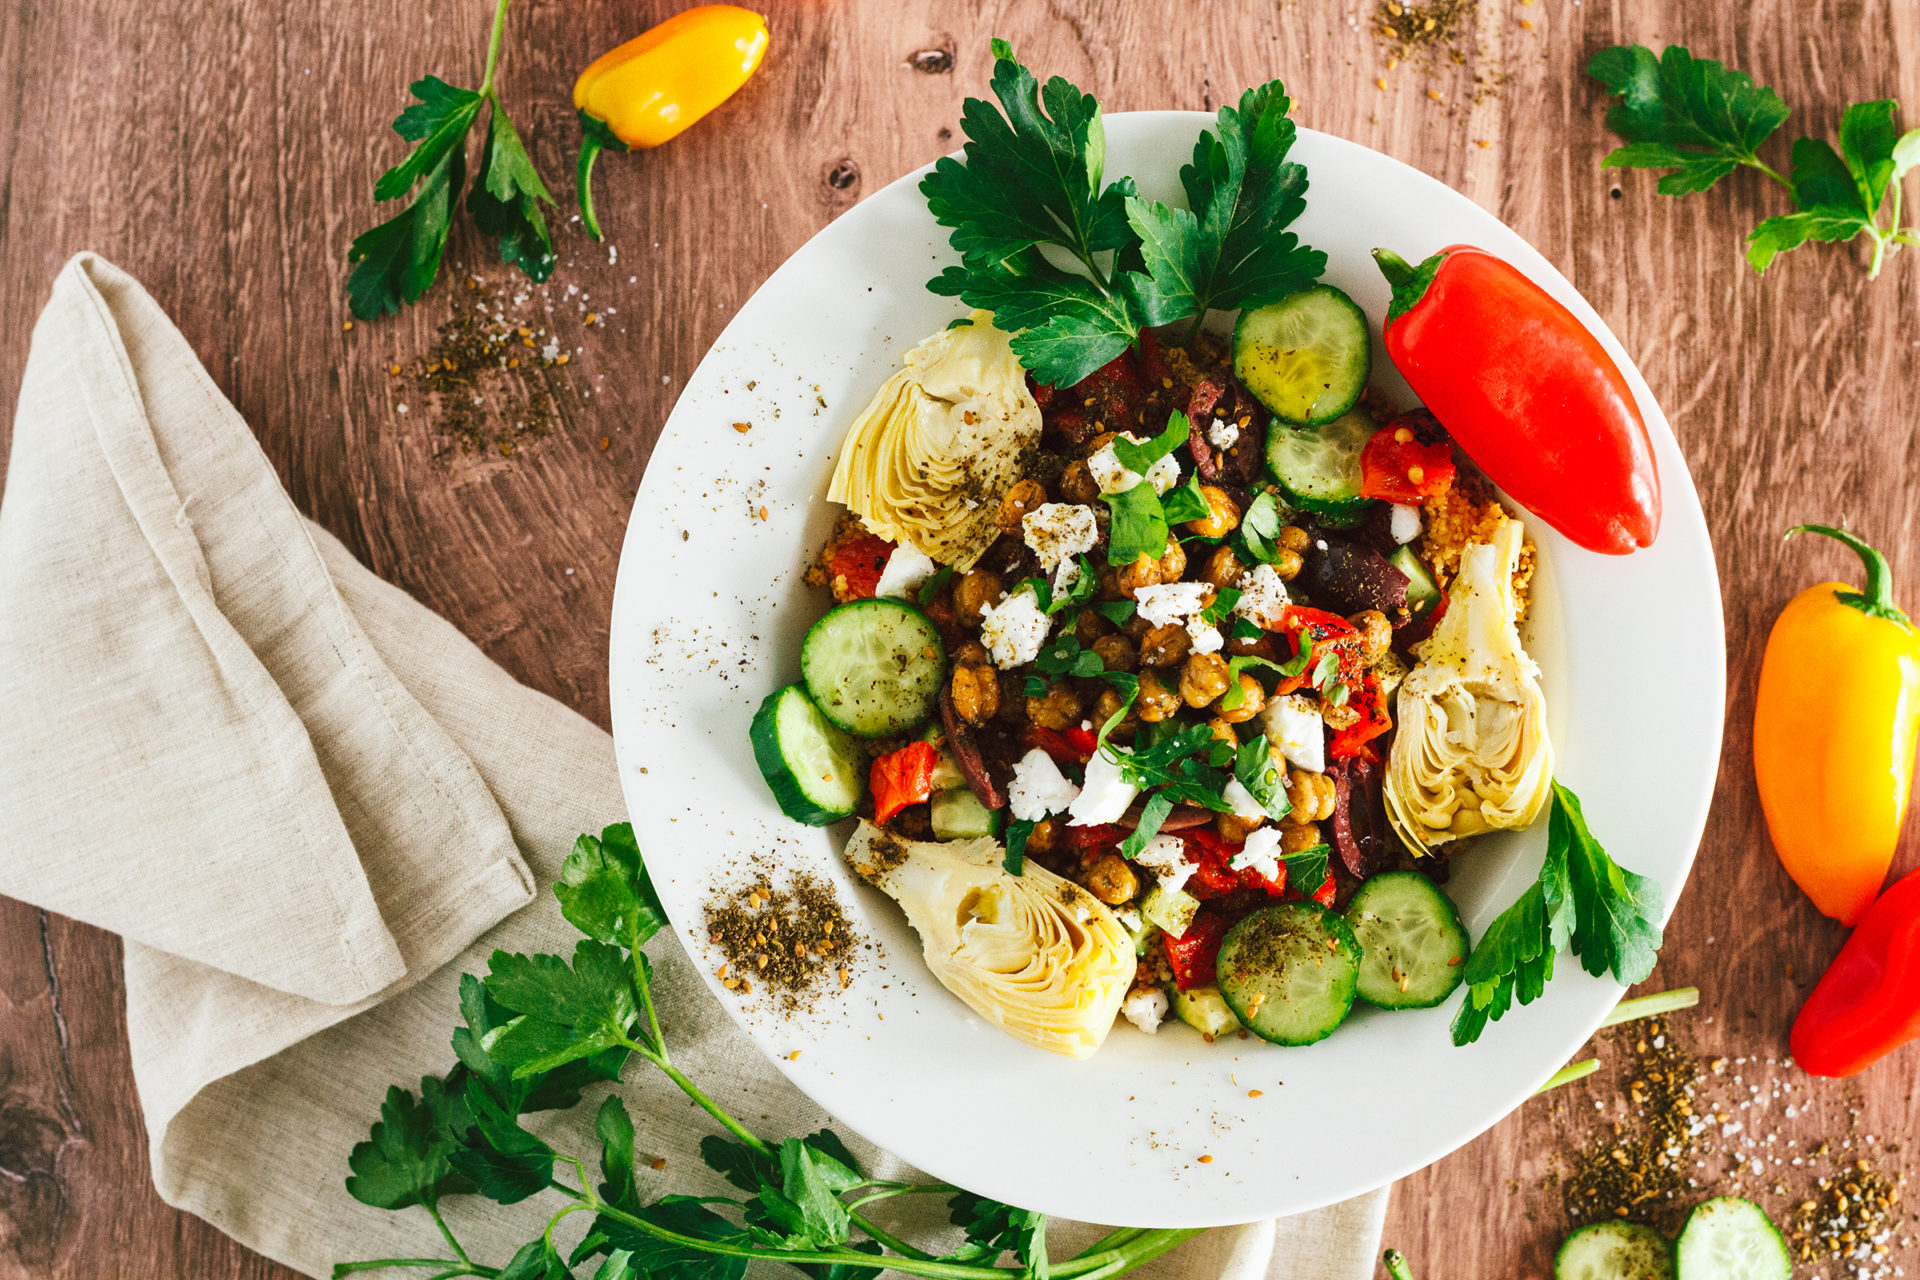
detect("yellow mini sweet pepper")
[1753,525,1920,924]
[573,4,770,240]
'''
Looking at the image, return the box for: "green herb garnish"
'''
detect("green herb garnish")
[1101,484,1169,567]
[348,0,556,317]
[1232,738,1291,822]
[338,824,1203,1276]
[1451,784,1665,1046]
[1589,44,1920,277]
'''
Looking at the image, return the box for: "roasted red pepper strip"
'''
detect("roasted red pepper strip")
[1021,724,1087,766]
[1791,869,1920,1077]
[1359,412,1456,503]
[1182,828,1291,899]
[1066,822,1126,852]
[1374,244,1660,554]
[869,741,938,825]
[1328,673,1392,760]
[1163,910,1227,991]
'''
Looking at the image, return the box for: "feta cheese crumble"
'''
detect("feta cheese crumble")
[1390,502,1423,545]
[1221,777,1267,821]
[1187,622,1224,654]
[1133,833,1199,893]
[1134,582,1212,628]
[1021,502,1099,569]
[1068,748,1140,825]
[1206,418,1240,450]
[1263,693,1326,772]
[978,588,1051,669]
[1231,826,1285,884]
[1088,435,1180,495]
[1008,748,1080,822]
[1122,985,1170,1034]
[1234,563,1291,627]
[873,541,937,600]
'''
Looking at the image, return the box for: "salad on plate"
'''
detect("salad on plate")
[747,42,1666,1062]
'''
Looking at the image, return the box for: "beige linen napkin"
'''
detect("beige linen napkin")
[0,254,1388,1279]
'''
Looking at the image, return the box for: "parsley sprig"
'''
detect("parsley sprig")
[1589,44,1920,277]
[923,42,1324,386]
[337,824,1202,1279]
[348,0,557,318]
[1450,783,1665,1047]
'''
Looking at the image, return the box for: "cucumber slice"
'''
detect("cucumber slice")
[1215,903,1361,1046]
[749,685,865,825]
[931,788,1004,839]
[1265,409,1380,527]
[1233,285,1372,426]
[800,599,946,738]
[1345,872,1470,1009]
[1171,985,1241,1041]
[1140,884,1202,936]
[1555,1222,1674,1280]
[1390,544,1442,614]
[1674,1198,1790,1280]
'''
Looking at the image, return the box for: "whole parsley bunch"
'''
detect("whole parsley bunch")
[347,0,557,319]
[1449,784,1664,1046]
[922,40,1326,387]
[335,823,1200,1279]
[1589,44,1920,277]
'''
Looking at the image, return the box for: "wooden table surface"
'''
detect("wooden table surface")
[3,1,1919,1276]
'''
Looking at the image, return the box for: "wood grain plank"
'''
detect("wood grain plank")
[3,1,1920,1276]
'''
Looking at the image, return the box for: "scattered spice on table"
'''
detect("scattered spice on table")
[1786,1157,1906,1274]
[704,872,860,1013]
[1561,1016,1701,1230]
[1372,0,1475,68]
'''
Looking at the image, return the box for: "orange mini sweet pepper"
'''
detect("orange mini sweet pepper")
[573,4,770,240]
[1753,525,1920,924]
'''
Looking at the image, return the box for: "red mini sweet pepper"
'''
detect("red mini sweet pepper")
[1791,869,1920,1077]
[1373,244,1661,555]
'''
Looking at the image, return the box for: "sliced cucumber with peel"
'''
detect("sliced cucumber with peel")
[1265,408,1380,527]
[1215,902,1361,1045]
[1171,984,1240,1041]
[1233,285,1372,426]
[1554,1222,1674,1280]
[931,788,1003,840]
[800,598,946,737]
[1345,872,1470,1009]
[1390,544,1442,615]
[750,685,865,825]
[1674,1198,1790,1280]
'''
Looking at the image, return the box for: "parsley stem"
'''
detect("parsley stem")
[477,0,512,98]
[635,951,668,1062]
[620,1033,772,1155]
[425,1204,471,1265]
[330,1260,492,1277]
[1383,1248,1417,1280]
[1748,158,1791,188]
[1535,1057,1600,1095]
[1599,985,1699,1028]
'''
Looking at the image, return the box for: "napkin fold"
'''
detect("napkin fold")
[0,254,1388,1279]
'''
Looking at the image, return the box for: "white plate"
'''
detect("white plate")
[608,113,1725,1226]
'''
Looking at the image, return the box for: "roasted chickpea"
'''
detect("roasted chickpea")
[1135,670,1182,722]
[1115,553,1162,598]
[1227,630,1276,659]
[1284,769,1336,823]
[1276,525,1312,554]
[1205,716,1239,749]
[1322,699,1363,731]
[1139,622,1191,668]
[1059,460,1100,505]
[949,662,1000,726]
[1202,544,1246,591]
[1272,547,1305,582]
[955,640,989,665]
[1153,534,1188,584]
[1026,680,1086,731]
[1082,852,1140,905]
[1216,673,1266,723]
[1092,633,1138,672]
[1282,822,1323,856]
[953,568,1004,626]
[1074,609,1115,645]
[1095,563,1130,603]
[1185,485,1241,539]
[1093,687,1139,739]
[1122,612,1155,640]
[1180,652,1231,708]
[996,478,1048,531]
[997,671,1029,724]
[1216,811,1265,843]
[1026,817,1059,855]
[1349,609,1393,655]
[1087,429,1120,454]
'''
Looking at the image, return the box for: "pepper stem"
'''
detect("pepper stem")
[1372,248,1446,324]
[1382,1249,1417,1280]
[1787,524,1912,629]
[576,135,607,241]
[1371,248,1417,289]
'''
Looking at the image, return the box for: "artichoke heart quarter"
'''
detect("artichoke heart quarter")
[844,821,1134,1059]
[1386,519,1553,856]
[826,312,1041,571]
